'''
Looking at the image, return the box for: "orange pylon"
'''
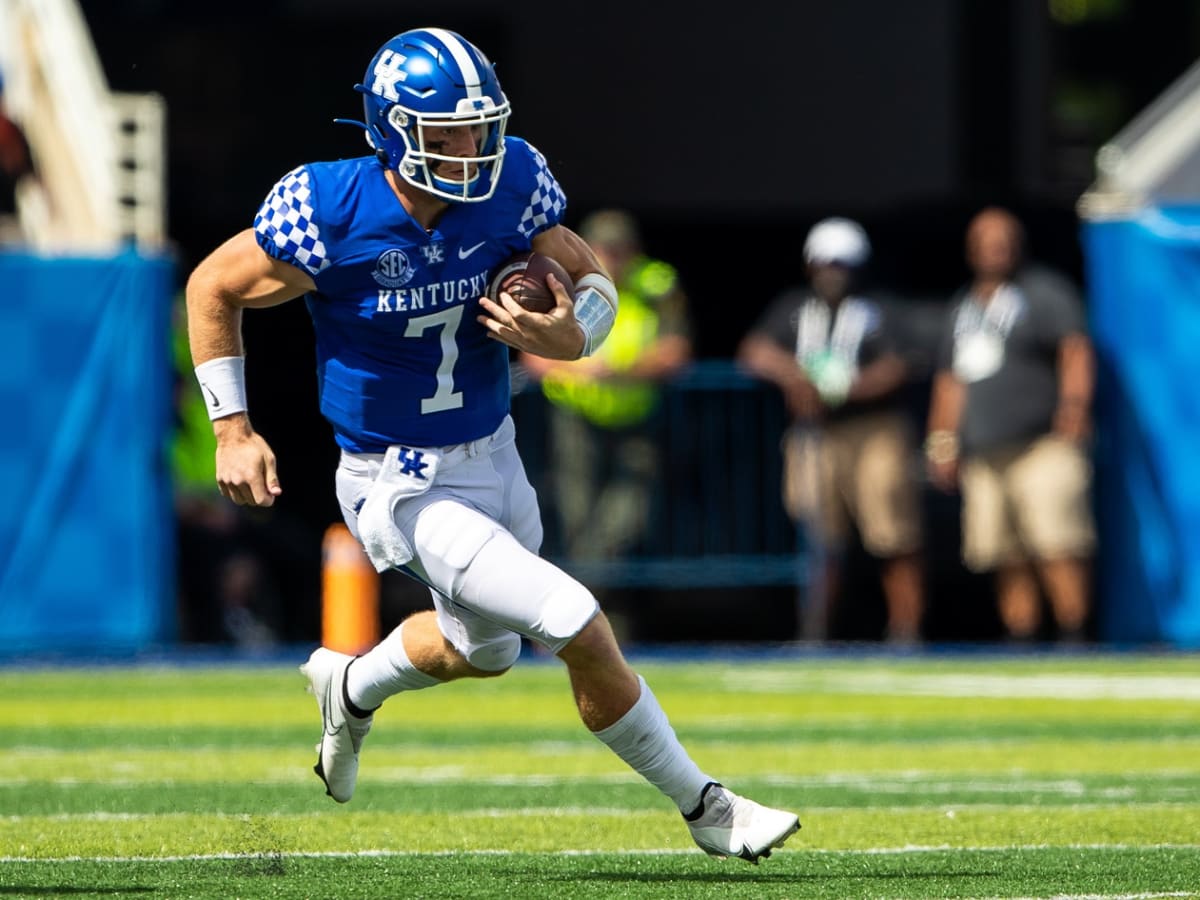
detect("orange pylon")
[321,523,380,654]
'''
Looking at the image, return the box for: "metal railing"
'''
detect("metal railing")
[1,0,166,249]
[511,359,808,589]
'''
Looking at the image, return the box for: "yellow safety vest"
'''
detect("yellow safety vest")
[542,257,677,428]
[169,314,218,494]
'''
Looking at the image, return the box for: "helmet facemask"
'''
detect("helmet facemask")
[379,98,509,203]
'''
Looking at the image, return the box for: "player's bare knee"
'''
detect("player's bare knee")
[558,612,622,669]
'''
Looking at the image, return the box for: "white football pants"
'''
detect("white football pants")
[335,416,599,668]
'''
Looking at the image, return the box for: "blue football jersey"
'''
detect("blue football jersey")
[253,137,567,452]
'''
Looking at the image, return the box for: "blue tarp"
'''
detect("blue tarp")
[1084,206,1200,647]
[0,251,176,653]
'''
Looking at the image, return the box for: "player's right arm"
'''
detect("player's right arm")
[185,228,316,507]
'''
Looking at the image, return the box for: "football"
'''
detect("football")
[488,251,574,313]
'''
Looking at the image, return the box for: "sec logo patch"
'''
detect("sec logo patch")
[372,248,415,288]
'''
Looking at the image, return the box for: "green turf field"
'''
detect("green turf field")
[1,650,1198,898]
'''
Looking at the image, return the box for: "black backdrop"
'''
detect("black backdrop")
[75,0,1200,642]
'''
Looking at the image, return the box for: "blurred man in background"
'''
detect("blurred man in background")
[925,206,1095,643]
[738,218,924,644]
[519,210,692,594]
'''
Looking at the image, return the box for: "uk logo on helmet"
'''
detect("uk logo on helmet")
[371,50,407,101]
[372,248,415,288]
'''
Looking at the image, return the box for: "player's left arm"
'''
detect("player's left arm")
[523,223,600,282]
[478,224,618,360]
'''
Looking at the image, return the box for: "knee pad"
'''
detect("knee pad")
[466,631,522,672]
[536,575,599,650]
[420,500,600,655]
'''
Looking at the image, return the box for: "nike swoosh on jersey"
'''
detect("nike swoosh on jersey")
[458,241,487,259]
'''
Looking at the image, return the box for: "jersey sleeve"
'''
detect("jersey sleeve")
[252,165,332,276]
[510,140,567,239]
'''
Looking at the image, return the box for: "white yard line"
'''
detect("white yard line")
[730,670,1200,700]
[5,801,1198,824]
[2,769,1195,788]
[3,843,1200,865]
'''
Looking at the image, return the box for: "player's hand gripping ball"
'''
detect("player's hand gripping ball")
[488,252,575,313]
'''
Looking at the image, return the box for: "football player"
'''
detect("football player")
[185,26,799,862]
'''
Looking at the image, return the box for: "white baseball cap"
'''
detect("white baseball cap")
[803,217,871,268]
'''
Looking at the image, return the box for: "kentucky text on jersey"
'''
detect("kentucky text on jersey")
[375,272,491,313]
[252,136,567,453]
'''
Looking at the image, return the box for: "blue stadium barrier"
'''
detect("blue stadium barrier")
[0,250,176,653]
[511,360,808,589]
[1084,206,1200,647]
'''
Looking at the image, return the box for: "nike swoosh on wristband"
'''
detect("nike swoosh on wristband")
[203,385,220,408]
[458,241,487,259]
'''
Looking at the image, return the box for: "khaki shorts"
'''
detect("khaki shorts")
[783,411,922,557]
[960,435,1096,571]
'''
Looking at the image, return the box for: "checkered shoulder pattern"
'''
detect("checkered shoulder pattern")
[517,144,567,239]
[253,166,331,275]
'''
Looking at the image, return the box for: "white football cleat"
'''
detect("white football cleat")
[685,783,801,864]
[301,647,373,803]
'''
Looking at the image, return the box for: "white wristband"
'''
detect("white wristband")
[194,356,248,421]
[573,273,618,357]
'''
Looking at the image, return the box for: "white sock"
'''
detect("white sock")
[345,622,440,710]
[593,675,713,814]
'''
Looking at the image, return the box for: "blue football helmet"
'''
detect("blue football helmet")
[353,28,510,203]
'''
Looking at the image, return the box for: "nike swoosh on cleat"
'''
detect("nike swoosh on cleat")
[322,677,343,738]
[738,844,762,864]
[314,758,333,797]
[458,241,487,259]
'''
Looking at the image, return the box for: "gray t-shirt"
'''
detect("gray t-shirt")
[751,288,899,421]
[937,264,1086,455]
